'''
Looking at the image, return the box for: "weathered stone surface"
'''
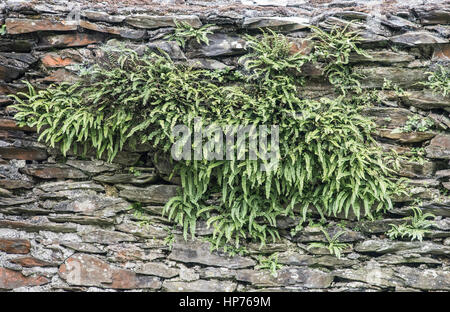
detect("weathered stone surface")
[48,215,113,226]
[20,164,87,179]
[433,44,450,61]
[65,159,119,174]
[243,16,309,31]
[356,67,428,89]
[163,279,236,292]
[360,219,407,234]
[277,250,355,268]
[376,130,435,144]
[5,18,77,34]
[436,169,450,178]
[125,15,201,29]
[0,267,49,289]
[0,55,29,82]
[355,239,450,256]
[415,8,450,25]
[0,39,34,53]
[0,218,77,233]
[93,171,158,185]
[402,91,450,110]
[333,265,399,288]
[147,41,186,60]
[0,179,33,189]
[168,239,255,269]
[187,58,230,70]
[334,263,450,290]
[362,107,413,129]
[418,201,450,218]
[59,254,161,289]
[398,160,436,178]
[106,244,165,263]
[376,253,441,265]
[0,238,30,254]
[0,196,35,207]
[395,266,450,291]
[391,201,450,218]
[189,33,247,57]
[39,33,104,48]
[40,52,75,68]
[293,226,364,243]
[349,50,415,64]
[390,31,448,46]
[426,134,450,159]
[81,11,126,24]
[81,229,136,244]
[115,219,167,239]
[392,186,439,202]
[10,256,54,267]
[0,147,47,160]
[135,262,179,278]
[117,184,179,204]
[79,20,122,35]
[60,242,104,254]
[236,267,333,288]
[50,195,130,218]
[37,181,104,193]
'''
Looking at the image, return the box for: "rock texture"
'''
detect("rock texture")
[0,0,449,292]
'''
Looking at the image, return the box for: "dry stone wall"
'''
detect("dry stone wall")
[0,0,450,292]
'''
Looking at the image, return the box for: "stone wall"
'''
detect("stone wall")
[0,0,450,292]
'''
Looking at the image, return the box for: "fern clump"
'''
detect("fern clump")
[310,25,370,94]
[164,21,214,49]
[11,28,402,249]
[421,65,450,97]
[386,206,436,242]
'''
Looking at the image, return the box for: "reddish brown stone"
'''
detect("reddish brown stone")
[289,39,313,56]
[41,53,74,68]
[20,165,87,179]
[5,18,78,35]
[0,238,31,254]
[426,134,450,159]
[0,219,77,233]
[79,20,121,35]
[0,268,49,289]
[10,256,53,267]
[110,269,136,289]
[59,254,112,287]
[0,179,33,190]
[0,118,36,132]
[377,130,436,143]
[39,68,78,83]
[0,147,47,161]
[40,33,104,48]
[59,254,161,289]
[433,44,450,60]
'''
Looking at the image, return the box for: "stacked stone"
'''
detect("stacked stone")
[0,0,449,291]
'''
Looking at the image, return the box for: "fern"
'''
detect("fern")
[164,21,214,49]
[307,228,350,259]
[386,206,435,242]
[11,28,404,250]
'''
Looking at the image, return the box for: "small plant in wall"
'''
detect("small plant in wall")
[164,21,214,48]
[421,65,450,97]
[386,205,436,242]
[391,115,434,133]
[256,253,283,277]
[307,228,350,259]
